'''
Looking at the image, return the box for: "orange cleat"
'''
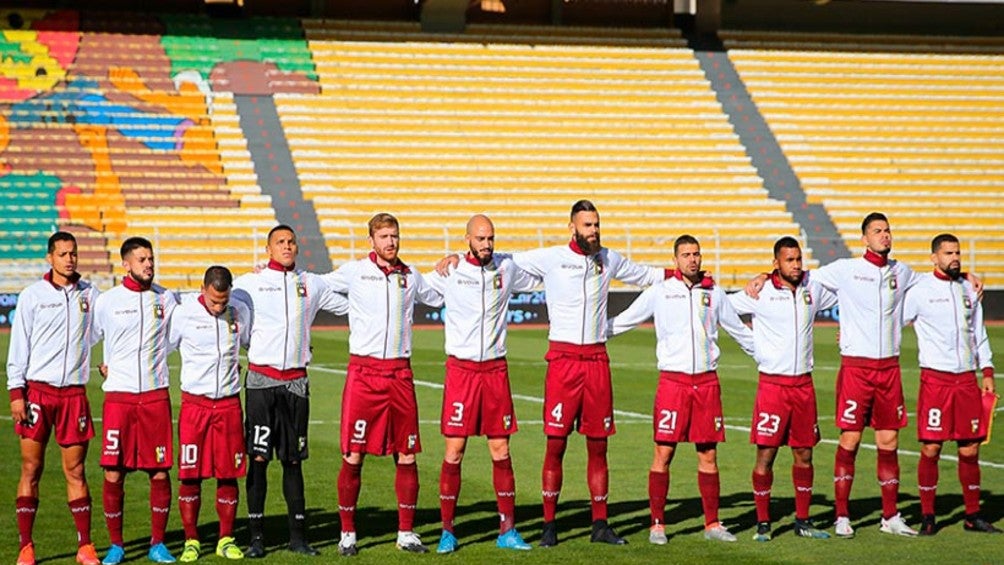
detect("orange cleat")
[17,543,36,565]
[76,543,100,565]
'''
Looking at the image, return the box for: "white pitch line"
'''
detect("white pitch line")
[309,364,1004,471]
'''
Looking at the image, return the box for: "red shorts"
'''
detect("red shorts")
[100,389,174,471]
[917,369,983,442]
[341,355,421,456]
[653,371,725,444]
[441,357,517,437]
[750,374,820,448]
[835,356,907,431]
[178,393,247,480]
[15,382,94,447]
[542,342,614,438]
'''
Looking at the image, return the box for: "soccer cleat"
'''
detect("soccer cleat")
[752,521,772,542]
[964,515,1003,534]
[396,531,428,553]
[436,530,458,554]
[338,532,358,557]
[879,513,918,537]
[215,537,244,560]
[179,540,200,563]
[101,545,125,565]
[496,529,532,551]
[703,524,737,542]
[539,521,558,548]
[918,515,937,536]
[148,543,177,563]
[245,537,265,559]
[287,542,319,556]
[648,524,668,546]
[76,543,101,565]
[834,517,855,538]
[793,519,830,539]
[17,543,36,565]
[590,520,627,545]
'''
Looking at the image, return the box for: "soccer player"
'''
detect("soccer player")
[729,237,836,541]
[903,233,1000,535]
[7,232,101,565]
[323,213,444,556]
[93,237,180,564]
[169,266,252,561]
[437,200,668,546]
[608,235,755,544]
[424,215,540,554]
[231,225,349,558]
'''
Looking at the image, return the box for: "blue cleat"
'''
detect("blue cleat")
[497,529,532,551]
[148,543,177,563]
[102,545,126,565]
[436,530,458,554]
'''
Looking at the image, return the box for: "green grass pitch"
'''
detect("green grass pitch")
[1,326,1001,564]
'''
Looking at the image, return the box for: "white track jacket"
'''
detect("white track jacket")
[169,294,252,398]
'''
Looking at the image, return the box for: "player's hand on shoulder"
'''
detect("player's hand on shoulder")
[744,273,769,299]
[967,272,984,300]
[98,364,109,379]
[434,253,461,276]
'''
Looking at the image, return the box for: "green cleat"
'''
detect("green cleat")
[216,537,244,560]
[179,540,200,563]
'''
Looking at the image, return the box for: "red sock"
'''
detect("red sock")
[216,480,239,538]
[586,438,609,522]
[833,446,856,518]
[396,462,419,532]
[958,453,981,515]
[541,437,566,522]
[439,461,461,533]
[876,448,900,519]
[337,461,362,533]
[492,458,516,534]
[697,471,720,526]
[752,470,773,523]
[102,479,125,546]
[150,477,171,545]
[792,465,814,521]
[648,471,669,527]
[917,453,939,516]
[15,496,38,548]
[68,496,93,546]
[178,481,201,541]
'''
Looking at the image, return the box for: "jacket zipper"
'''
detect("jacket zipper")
[480,266,487,362]
[580,256,589,344]
[689,286,697,374]
[137,292,144,392]
[61,289,70,386]
[792,286,799,374]
[215,310,223,398]
[949,281,963,369]
[282,274,290,370]
[383,276,391,357]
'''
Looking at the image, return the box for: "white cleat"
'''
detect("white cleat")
[649,525,668,545]
[834,517,855,538]
[703,525,737,542]
[880,513,918,537]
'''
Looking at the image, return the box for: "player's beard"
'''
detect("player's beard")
[469,244,492,266]
[129,268,154,285]
[574,231,601,255]
[945,264,962,279]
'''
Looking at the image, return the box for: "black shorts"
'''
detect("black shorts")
[244,386,310,462]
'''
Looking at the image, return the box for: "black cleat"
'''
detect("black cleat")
[246,538,266,559]
[288,542,321,556]
[539,521,558,548]
[918,515,937,536]
[590,520,628,545]
[964,515,1002,534]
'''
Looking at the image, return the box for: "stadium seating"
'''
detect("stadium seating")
[721,30,1004,285]
[284,20,813,286]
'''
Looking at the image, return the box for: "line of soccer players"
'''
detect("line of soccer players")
[6,204,999,564]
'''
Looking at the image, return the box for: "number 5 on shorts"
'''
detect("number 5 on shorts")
[105,429,120,452]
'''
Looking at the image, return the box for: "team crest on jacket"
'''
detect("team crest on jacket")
[889,277,898,290]
[154,304,164,319]
[229,321,239,334]
[964,297,972,309]
[593,259,603,275]
[155,446,167,463]
[503,414,512,430]
[493,274,503,289]
[296,282,307,297]
[803,292,813,305]
[701,293,711,307]
[398,275,408,289]
[79,297,90,313]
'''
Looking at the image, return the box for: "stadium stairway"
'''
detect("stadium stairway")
[686,31,849,264]
[234,94,330,273]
